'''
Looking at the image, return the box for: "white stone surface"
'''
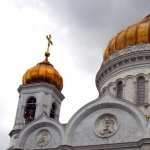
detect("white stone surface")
[8,44,150,150]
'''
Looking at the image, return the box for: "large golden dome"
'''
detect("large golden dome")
[104,15,150,61]
[22,34,63,91]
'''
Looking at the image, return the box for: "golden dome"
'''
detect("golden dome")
[104,15,150,61]
[22,34,63,91]
[22,59,63,90]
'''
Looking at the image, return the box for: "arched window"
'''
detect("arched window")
[24,97,36,124]
[50,103,57,119]
[116,81,123,98]
[137,76,145,104]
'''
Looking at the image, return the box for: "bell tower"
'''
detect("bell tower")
[8,35,65,149]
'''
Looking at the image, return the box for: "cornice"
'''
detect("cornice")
[96,44,150,92]
[8,138,150,150]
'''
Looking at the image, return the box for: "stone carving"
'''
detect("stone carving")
[95,114,118,137]
[36,130,51,147]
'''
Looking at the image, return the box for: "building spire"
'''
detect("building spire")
[45,34,53,61]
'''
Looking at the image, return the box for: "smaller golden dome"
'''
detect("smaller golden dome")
[22,34,63,91]
[22,60,63,90]
[104,15,150,61]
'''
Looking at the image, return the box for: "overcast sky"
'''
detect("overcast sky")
[1,0,150,149]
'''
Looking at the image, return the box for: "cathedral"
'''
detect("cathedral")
[8,15,150,150]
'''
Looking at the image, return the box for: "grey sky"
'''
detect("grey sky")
[45,0,150,72]
[1,0,150,149]
[15,0,150,73]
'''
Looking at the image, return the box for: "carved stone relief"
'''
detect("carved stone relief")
[36,129,51,147]
[95,114,119,138]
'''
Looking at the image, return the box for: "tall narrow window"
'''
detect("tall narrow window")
[137,76,145,104]
[50,103,57,119]
[24,97,36,124]
[116,81,123,98]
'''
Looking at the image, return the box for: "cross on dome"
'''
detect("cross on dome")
[45,34,53,61]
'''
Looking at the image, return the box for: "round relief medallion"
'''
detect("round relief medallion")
[95,114,119,138]
[36,130,51,147]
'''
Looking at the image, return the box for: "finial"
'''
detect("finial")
[45,34,53,61]
[145,14,150,18]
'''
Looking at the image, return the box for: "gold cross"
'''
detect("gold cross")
[45,34,53,60]
[46,34,53,53]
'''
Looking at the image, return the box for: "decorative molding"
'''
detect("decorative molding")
[7,138,150,150]
[9,129,21,137]
[96,44,150,92]
[144,115,150,121]
[18,82,65,101]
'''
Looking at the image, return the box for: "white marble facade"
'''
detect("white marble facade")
[8,44,150,150]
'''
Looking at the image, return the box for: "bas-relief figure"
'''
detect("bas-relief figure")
[96,114,118,137]
[36,130,50,147]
